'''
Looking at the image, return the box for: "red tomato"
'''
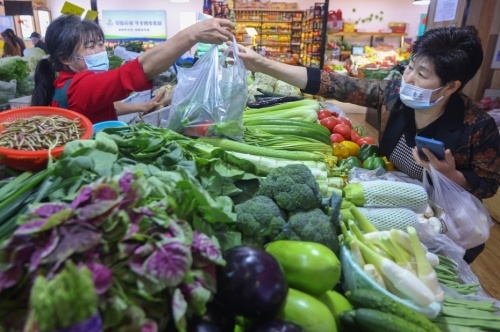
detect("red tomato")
[333,124,351,139]
[320,116,340,133]
[318,109,332,120]
[338,117,353,128]
[330,133,345,143]
[331,111,339,117]
[350,129,361,143]
[357,136,376,146]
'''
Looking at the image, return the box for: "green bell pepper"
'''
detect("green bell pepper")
[339,156,362,168]
[362,154,387,170]
[357,144,379,161]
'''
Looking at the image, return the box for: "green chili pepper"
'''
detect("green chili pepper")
[339,156,362,168]
[362,154,387,170]
[357,144,379,161]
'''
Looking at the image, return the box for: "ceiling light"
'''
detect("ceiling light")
[413,0,430,5]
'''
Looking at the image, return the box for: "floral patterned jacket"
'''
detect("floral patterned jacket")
[302,68,500,200]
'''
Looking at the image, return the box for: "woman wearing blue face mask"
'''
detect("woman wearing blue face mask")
[235,25,499,264]
[31,15,234,124]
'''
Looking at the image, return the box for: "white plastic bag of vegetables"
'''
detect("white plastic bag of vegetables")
[0,79,16,106]
[423,164,493,249]
[166,37,248,140]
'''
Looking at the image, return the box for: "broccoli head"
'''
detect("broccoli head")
[234,195,287,248]
[257,164,322,213]
[282,208,339,254]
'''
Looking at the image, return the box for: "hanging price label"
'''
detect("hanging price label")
[84,10,99,21]
[60,1,85,17]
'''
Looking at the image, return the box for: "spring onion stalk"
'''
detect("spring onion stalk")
[389,228,440,266]
[349,239,366,267]
[347,220,391,259]
[408,226,444,302]
[244,99,320,114]
[363,263,387,290]
[381,235,415,274]
[352,236,437,307]
[349,205,378,233]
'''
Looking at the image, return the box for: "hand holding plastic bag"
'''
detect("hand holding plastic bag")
[423,164,493,249]
[167,36,248,140]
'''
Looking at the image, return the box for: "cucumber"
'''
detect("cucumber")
[244,118,331,136]
[348,308,424,332]
[345,289,441,332]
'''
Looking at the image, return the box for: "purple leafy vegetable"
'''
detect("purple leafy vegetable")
[85,262,113,295]
[0,265,24,291]
[70,186,93,209]
[191,231,224,268]
[144,240,192,288]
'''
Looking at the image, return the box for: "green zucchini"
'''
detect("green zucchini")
[246,125,331,145]
[244,118,331,136]
[348,308,425,332]
[345,289,441,332]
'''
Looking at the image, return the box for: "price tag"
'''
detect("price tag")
[84,10,99,21]
[60,1,85,17]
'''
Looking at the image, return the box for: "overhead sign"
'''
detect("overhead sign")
[102,10,167,42]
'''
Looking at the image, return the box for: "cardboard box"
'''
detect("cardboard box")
[271,2,286,10]
[234,1,248,9]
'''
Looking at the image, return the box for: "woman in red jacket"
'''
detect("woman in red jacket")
[31,15,234,124]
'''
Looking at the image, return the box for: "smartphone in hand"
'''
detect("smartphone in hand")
[415,136,445,160]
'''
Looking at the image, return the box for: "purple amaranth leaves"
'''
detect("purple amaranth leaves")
[191,231,224,268]
[93,183,119,201]
[130,240,192,289]
[144,241,192,288]
[70,186,93,209]
[29,228,60,273]
[43,223,102,266]
[15,208,73,236]
[32,203,68,218]
[85,262,113,295]
[0,265,24,292]
[141,320,158,332]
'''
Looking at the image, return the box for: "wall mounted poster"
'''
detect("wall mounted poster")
[102,10,167,42]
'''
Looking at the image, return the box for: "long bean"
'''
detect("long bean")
[0,115,85,150]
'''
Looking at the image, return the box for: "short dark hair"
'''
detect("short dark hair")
[30,32,41,38]
[411,26,483,91]
[31,15,105,106]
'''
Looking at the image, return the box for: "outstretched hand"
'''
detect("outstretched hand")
[227,41,267,72]
[193,18,235,45]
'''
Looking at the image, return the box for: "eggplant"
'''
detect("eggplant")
[250,319,306,332]
[246,96,304,109]
[216,246,288,320]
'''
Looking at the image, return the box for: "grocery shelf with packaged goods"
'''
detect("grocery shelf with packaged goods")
[233,9,304,64]
[300,2,329,68]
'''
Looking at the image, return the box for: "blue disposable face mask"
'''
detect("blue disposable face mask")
[77,51,109,72]
[400,79,444,110]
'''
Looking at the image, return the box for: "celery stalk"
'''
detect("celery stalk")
[350,239,366,267]
[408,226,444,302]
[381,235,415,274]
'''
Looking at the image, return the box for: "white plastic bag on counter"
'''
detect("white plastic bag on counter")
[423,164,493,249]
